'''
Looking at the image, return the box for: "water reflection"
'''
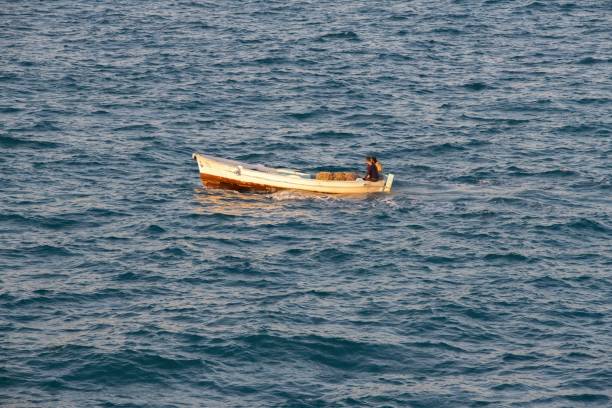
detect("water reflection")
[192,186,372,218]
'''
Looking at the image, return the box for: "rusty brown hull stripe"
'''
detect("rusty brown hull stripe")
[199,173,282,193]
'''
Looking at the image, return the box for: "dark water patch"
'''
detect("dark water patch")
[483,253,533,263]
[407,341,467,353]
[0,134,61,149]
[240,333,400,372]
[460,114,529,125]
[501,352,542,362]
[538,169,578,177]
[423,142,466,155]
[491,382,528,391]
[487,196,529,207]
[528,276,572,289]
[306,131,357,140]
[575,97,609,105]
[0,72,19,82]
[555,124,602,134]
[463,82,490,91]
[424,255,457,264]
[0,213,89,230]
[86,207,130,218]
[552,308,605,320]
[1,245,75,259]
[60,350,203,385]
[344,113,395,124]
[430,27,464,35]
[563,351,597,360]
[284,248,308,256]
[152,246,188,259]
[9,288,125,308]
[251,56,289,65]
[316,31,361,42]
[114,272,141,282]
[507,167,578,178]
[91,109,111,115]
[0,106,23,113]
[577,57,610,65]
[113,123,158,132]
[12,120,62,132]
[533,218,609,234]
[315,248,354,262]
[452,170,496,184]
[563,394,609,403]
[285,107,337,121]
[377,52,412,62]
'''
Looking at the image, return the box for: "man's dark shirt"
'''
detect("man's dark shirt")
[366,163,380,181]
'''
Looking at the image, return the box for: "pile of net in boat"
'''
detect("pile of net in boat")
[315,172,358,181]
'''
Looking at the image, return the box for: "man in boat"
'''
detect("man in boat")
[364,156,380,182]
[372,156,383,175]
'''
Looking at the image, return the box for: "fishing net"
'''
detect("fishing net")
[315,172,358,181]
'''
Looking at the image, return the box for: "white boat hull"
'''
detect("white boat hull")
[192,153,394,194]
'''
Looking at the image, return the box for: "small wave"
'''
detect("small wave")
[152,246,188,259]
[566,218,610,233]
[525,1,547,9]
[90,109,110,115]
[537,218,610,234]
[145,224,166,234]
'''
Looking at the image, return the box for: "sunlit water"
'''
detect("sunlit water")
[1,1,611,406]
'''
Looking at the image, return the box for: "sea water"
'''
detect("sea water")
[1,1,611,406]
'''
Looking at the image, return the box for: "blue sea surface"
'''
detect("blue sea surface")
[1,1,611,406]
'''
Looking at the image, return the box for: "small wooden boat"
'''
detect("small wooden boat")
[192,153,394,194]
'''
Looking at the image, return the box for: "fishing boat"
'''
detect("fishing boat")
[192,153,394,194]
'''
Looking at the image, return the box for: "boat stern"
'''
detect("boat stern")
[383,174,394,192]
